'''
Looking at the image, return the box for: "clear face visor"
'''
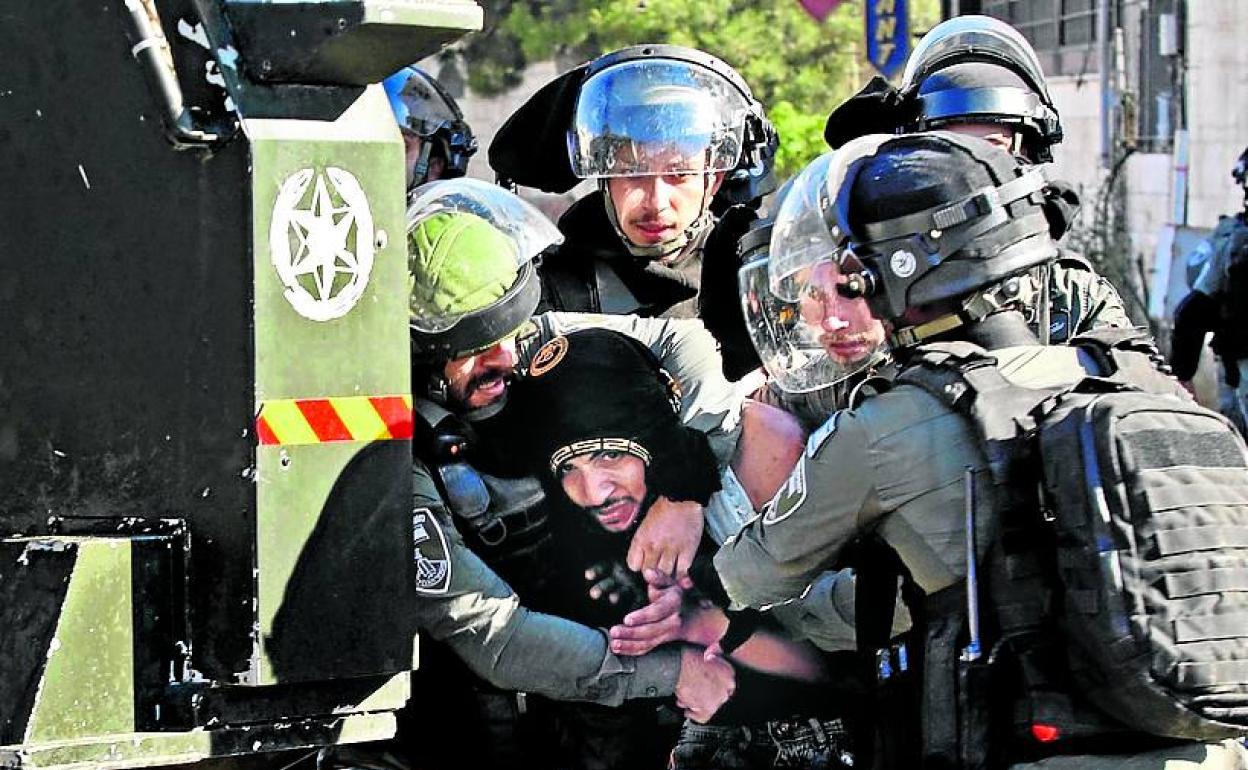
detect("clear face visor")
[758,139,896,393]
[901,15,1050,101]
[569,59,749,178]
[384,70,460,136]
[743,256,886,394]
[406,178,562,334]
[768,137,892,292]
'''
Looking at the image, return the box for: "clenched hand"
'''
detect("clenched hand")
[675,646,735,723]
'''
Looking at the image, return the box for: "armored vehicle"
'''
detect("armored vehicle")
[0,1,481,767]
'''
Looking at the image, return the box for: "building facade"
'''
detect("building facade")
[946,0,1247,324]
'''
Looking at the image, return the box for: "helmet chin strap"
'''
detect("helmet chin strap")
[459,394,509,422]
[887,278,1029,348]
[406,138,435,194]
[598,176,715,261]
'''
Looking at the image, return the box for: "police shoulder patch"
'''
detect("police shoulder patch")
[763,459,807,525]
[529,335,569,377]
[806,412,840,459]
[413,507,452,595]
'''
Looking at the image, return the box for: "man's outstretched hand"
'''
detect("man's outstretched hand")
[607,568,686,655]
[583,559,645,608]
[608,569,727,656]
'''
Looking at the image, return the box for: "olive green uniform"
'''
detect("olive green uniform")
[714,344,1248,769]
[409,470,680,704]
[1035,254,1133,343]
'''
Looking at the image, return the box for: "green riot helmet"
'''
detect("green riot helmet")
[569,45,773,258]
[384,66,478,191]
[827,132,1057,347]
[756,137,893,394]
[901,16,1062,162]
[406,178,562,362]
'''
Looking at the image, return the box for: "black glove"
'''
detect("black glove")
[1042,179,1082,240]
[1170,290,1219,381]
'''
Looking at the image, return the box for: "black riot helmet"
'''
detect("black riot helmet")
[490,45,776,211]
[900,16,1062,163]
[383,66,478,191]
[830,132,1057,345]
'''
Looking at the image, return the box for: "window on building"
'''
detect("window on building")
[1138,3,1182,152]
[951,0,1183,153]
[974,0,1100,77]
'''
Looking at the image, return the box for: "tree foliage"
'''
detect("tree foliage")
[456,0,939,177]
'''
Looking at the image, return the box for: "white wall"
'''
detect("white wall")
[1046,73,1105,208]
[1182,0,1248,228]
[1041,0,1247,320]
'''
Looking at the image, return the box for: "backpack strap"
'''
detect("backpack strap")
[897,343,1055,487]
[1067,328,1187,398]
[849,534,923,769]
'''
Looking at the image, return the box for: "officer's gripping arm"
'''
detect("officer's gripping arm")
[713,411,878,610]
[413,507,679,704]
[411,466,679,705]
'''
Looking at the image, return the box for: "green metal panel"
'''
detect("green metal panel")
[247,85,412,686]
[24,540,136,743]
[3,712,396,770]
[249,86,408,400]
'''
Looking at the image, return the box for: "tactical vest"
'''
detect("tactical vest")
[859,329,1248,768]
[413,398,554,598]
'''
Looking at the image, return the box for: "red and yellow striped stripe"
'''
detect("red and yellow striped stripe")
[256,395,413,446]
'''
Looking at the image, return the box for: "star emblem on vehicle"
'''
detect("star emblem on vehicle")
[287,175,359,302]
[269,167,375,321]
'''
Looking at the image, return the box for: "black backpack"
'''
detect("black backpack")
[893,329,1248,763]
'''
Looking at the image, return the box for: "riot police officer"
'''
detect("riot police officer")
[489,45,776,358]
[713,132,1248,769]
[383,65,477,194]
[1170,145,1248,432]
[823,15,1130,345]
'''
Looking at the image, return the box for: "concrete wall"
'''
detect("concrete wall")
[1046,73,1104,208]
[1183,0,1248,228]
[1039,0,1246,320]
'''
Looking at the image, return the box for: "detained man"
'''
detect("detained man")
[508,328,859,770]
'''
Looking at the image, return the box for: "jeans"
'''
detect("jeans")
[669,717,855,770]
